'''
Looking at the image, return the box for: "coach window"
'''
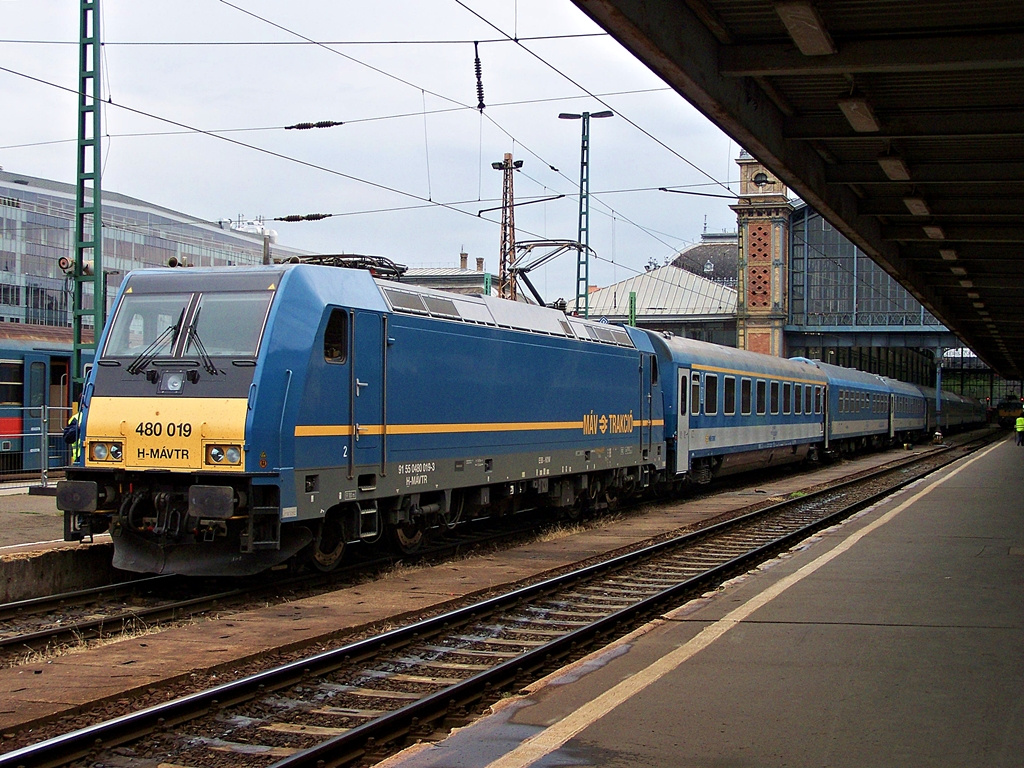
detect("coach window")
[724,376,736,416]
[691,373,701,415]
[805,384,813,414]
[815,386,823,414]
[323,309,348,363]
[770,381,780,414]
[756,380,767,415]
[794,384,803,415]
[0,362,21,405]
[705,374,718,415]
[783,382,792,414]
[741,378,752,416]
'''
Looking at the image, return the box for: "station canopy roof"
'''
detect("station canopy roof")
[572,0,1024,378]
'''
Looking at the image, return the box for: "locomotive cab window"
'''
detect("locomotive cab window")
[103,293,192,357]
[323,309,348,363]
[184,292,273,358]
[105,289,274,360]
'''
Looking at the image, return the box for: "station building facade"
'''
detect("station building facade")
[0,169,307,328]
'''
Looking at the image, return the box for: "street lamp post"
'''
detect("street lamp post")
[559,109,613,317]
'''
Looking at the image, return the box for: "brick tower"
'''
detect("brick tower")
[731,152,794,356]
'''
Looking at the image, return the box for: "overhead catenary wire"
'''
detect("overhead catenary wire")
[1,3,739,286]
[208,2,703,256]
[452,0,735,198]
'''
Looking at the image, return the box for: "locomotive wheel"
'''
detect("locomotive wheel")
[389,521,425,554]
[310,518,345,572]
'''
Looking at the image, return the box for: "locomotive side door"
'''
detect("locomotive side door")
[675,367,691,475]
[349,311,386,478]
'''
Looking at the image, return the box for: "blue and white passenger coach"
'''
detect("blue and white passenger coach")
[58,264,666,575]
[648,336,829,484]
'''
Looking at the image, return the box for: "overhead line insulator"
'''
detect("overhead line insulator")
[274,213,333,222]
[474,42,485,112]
[284,120,344,130]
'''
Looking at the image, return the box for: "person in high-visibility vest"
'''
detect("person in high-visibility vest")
[64,409,82,463]
[1015,412,1024,446]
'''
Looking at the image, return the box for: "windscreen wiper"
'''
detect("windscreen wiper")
[185,308,222,376]
[126,308,185,376]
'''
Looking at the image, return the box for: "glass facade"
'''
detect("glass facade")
[789,206,941,329]
[0,171,305,329]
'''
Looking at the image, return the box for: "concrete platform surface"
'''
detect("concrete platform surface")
[380,436,1023,768]
[0,440,963,735]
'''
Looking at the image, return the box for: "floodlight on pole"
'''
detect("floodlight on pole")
[492,153,522,301]
[559,110,613,317]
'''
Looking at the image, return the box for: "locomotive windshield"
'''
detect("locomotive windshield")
[104,290,274,359]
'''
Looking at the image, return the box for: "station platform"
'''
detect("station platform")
[381,435,1024,768]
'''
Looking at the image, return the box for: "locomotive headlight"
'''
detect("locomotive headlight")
[89,441,123,462]
[206,444,242,466]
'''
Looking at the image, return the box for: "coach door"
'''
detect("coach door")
[675,367,692,475]
[888,393,896,439]
[22,354,47,471]
[640,353,654,459]
[349,311,386,479]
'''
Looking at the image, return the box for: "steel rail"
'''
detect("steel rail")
[0,434,994,768]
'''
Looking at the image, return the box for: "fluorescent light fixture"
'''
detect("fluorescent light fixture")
[939,248,958,261]
[878,156,911,181]
[973,302,985,309]
[923,225,945,239]
[775,1,837,55]
[959,279,974,288]
[903,197,930,216]
[838,97,880,132]
[950,266,967,276]
[967,292,980,299]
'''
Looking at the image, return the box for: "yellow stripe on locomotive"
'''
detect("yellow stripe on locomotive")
[84,396,248,472]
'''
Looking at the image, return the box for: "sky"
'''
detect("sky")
[1,0,745,305]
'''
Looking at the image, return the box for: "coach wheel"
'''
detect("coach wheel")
[310,518,345,572]
[389,521,424,554]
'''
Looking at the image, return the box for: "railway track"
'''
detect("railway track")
[0,433,994,768]
[0,509,595,666]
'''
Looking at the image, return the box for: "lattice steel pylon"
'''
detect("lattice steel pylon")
[493,153,522,301]
[559,109,612,318]
[73,0,104,385]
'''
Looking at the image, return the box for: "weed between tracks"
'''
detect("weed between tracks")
[11,616,198,668]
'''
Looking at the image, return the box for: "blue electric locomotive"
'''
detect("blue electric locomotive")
[58,264,664,575]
